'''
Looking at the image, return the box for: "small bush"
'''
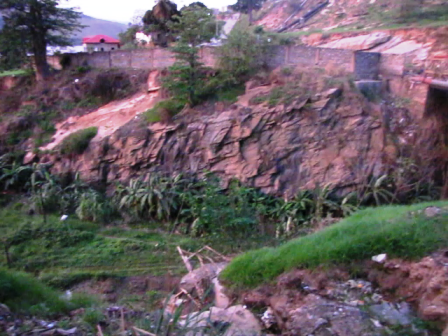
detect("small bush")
[60,127,98,155]
[142,99,185,124]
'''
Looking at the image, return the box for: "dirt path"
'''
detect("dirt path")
[42,70,160,151]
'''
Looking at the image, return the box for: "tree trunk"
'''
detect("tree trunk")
[4,244,12,268]
[30,1,49,81]
[248,0,254,25]
[33,37,49,81]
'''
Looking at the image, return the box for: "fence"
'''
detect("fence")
[48,45,382,80]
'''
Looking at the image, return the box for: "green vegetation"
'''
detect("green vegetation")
[163,5,215,106]
[143,98,185,123]
[0,268,92,316]
[221,202,448,288]
[59,127,98,155]
[218,21,269,82]
[0,0,83,80]
[0,69,29,77]
[0,207,279,289]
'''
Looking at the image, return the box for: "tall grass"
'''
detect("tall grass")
[0,268,71,316]
[221,202,448,288]
[60,127,98,155]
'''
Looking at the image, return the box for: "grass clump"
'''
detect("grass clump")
[143,99,185,124]
[0,268,73,316]
[221,202,448,288]
[60,127,98,155]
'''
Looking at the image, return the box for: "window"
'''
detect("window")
[100,38,105,43]
[111,48,115,50]
[100,48,104,51]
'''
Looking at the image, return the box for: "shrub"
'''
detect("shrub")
[142,99,185,124]
[76,190,117,223]
[60,127,98,155]
[217,22,270,83]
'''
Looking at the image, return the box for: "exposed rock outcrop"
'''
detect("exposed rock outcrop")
[320,32,391,50]
[48,86,395,197]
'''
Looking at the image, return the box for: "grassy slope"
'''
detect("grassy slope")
[0,208,278,289]
[0,268,95,316]
[221,202,448,288]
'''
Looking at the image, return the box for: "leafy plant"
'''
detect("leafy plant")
[218,22,269,83]
[143,98,185,124]
[76,190,116,223]
[59,127,98,155]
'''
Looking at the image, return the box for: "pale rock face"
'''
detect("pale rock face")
[320,32,391,50]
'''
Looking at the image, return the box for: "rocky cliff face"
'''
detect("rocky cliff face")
[46,80,437,197]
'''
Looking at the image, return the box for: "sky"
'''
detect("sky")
[61,0,236,23]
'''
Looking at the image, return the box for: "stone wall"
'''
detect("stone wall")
[52,45,380,80]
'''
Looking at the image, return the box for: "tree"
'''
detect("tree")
[0,24,29,71]
[0,0,83,81]
[119,24,141,49]
[142,0,179,47]
[230,0,267,24]
[218,21,269,83]
[163,5,215,106]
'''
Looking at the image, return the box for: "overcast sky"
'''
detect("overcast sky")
[61,0,236,23]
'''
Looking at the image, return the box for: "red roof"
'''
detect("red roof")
[82,35,120,44]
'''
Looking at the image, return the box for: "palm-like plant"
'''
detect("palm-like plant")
[0,162,32,191]
[358,175,396,206]
[115,174,183,222]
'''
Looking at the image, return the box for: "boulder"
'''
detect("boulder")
[183,305,263,336]
[286,294,377,336]
[368,302,413,326]
[320,32,391,50]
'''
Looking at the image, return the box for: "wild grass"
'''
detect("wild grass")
[221,202,448,288]
[0,207,280,289]
[143,99,185,124]
[0,268,94,316]
[59,127,98,155]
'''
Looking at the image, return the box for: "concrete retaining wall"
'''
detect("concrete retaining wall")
[50,45,381,80]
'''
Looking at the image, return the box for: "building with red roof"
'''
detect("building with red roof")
[82,35,120,53]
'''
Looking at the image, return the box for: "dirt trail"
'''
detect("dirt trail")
[42,70,160,151]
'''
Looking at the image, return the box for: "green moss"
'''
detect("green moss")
[221,202,448,288]
[60,127,98,155]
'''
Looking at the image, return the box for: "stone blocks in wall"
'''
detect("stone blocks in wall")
[51,45,381,81]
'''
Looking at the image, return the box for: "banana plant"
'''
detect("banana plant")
[358,175,396,206]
